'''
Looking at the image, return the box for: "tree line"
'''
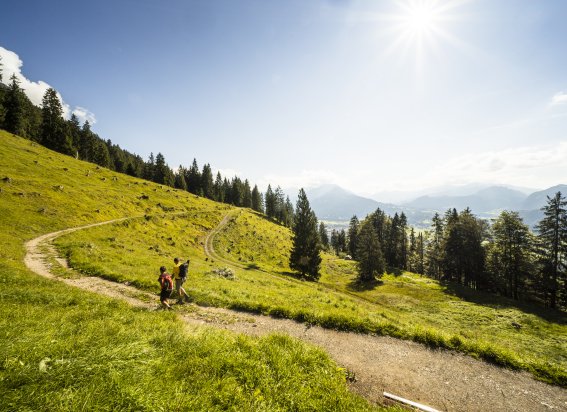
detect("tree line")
[0,67,294,228]
[332,195,567,311]
[2,62,564,310]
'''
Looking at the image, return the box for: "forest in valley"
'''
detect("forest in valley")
[1,61,566,311]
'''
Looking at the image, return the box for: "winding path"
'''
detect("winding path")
[24,215,567,412]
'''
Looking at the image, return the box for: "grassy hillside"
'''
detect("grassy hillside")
[0,131,385,411]
[53,156,567,386]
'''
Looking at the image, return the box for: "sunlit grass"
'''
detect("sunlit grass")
[0,131,385,410]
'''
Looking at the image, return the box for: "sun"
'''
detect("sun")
[404,4,439,34]
[382,0,465,68]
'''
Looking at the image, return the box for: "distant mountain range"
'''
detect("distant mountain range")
[306,183,567,229]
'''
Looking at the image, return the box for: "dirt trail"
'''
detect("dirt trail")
[24,216,567,412]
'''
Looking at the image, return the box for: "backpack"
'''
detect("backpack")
[179,261,189,279]
[160,273,173,291]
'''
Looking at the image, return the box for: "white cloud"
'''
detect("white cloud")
[72,106,97,125]
[413,142,567,190]
[550,92,567,106]
[0,46,95,123]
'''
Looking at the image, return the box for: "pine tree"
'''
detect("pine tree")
[289,189,321,280]
[265,185,276,219]
[67,113,81,155]
[186,159,201,194]
[487,211,534,300]
[242,179,252,208]
[251,185,264,213]
[425,212,444,279]
[201,164,214,199]
[174,166,188,191]
[213,172,224,202]
[318,221,329,250]
[40,88,74,155]
[356,219,385,282]
[283,196,294,227]
[0,55,3,83]
[143,153,156,181]
[154,152,174,186]
[92,139,111,168]
[347,215,359,259]
[3,74,25,135]
[535,192,567,308]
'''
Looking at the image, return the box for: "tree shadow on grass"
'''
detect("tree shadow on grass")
[441,281,567,325]
[279,270,319,282]
[347,278,384,292]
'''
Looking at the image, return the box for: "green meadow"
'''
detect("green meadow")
[0,131,387,411]
[53,152,567,386]
[1,128,566,412]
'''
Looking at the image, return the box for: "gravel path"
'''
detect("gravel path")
[24,217,567,412]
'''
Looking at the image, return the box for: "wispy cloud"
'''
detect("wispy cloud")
[0,46,95,123]
[550,91,567,106]
[416,142,567,190]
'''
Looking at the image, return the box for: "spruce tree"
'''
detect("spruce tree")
[186,159,201,194]
[535,192,567,308]
[289,189,321,280]
[319,221,329,250]
[40,88,74,154]
[487,211,533,300]
[347,215,359,259]
[251,185,264,213]
[356,219,385,282]
[265,185,276,219]
[174,166,188,191]
[201,164,214,199]
[3,74,25,135]
[213,172,224,202]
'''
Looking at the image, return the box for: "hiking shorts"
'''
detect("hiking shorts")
[160,289,173,302]
[175,278,186,292]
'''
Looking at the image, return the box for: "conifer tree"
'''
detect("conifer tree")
[289,189,321,280]
[143,153,156,181]
[186,159,201,194]
[251,185,264,213]
[92,139,111,168]
[201,164,214,199]
[265,185,276,219]
[3,74,25,135]
[425,212,444,279]
[67,113,81,154]
[347,215,360,259]
[535,192,567,308]
[319,221,329,250]
[40,88,74,155]
[0,55,3,83]
[242,179,252,208]
[487,211,534,300]
[174,166,188,191]
[213,172,224,202]
[283,196,294,227]
[154,152,174,186]
[356,219,385,282]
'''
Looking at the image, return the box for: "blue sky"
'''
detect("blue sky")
[2,0,567,198]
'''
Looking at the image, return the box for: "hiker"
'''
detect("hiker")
[158,265,173,310]
[172,257,191,304]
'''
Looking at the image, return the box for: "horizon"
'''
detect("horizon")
[2,0,567,194]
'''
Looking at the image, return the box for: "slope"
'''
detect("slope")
[0,131,382,411]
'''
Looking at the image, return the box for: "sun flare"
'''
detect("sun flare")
[404,4,438,34]
[383,0,465,68]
